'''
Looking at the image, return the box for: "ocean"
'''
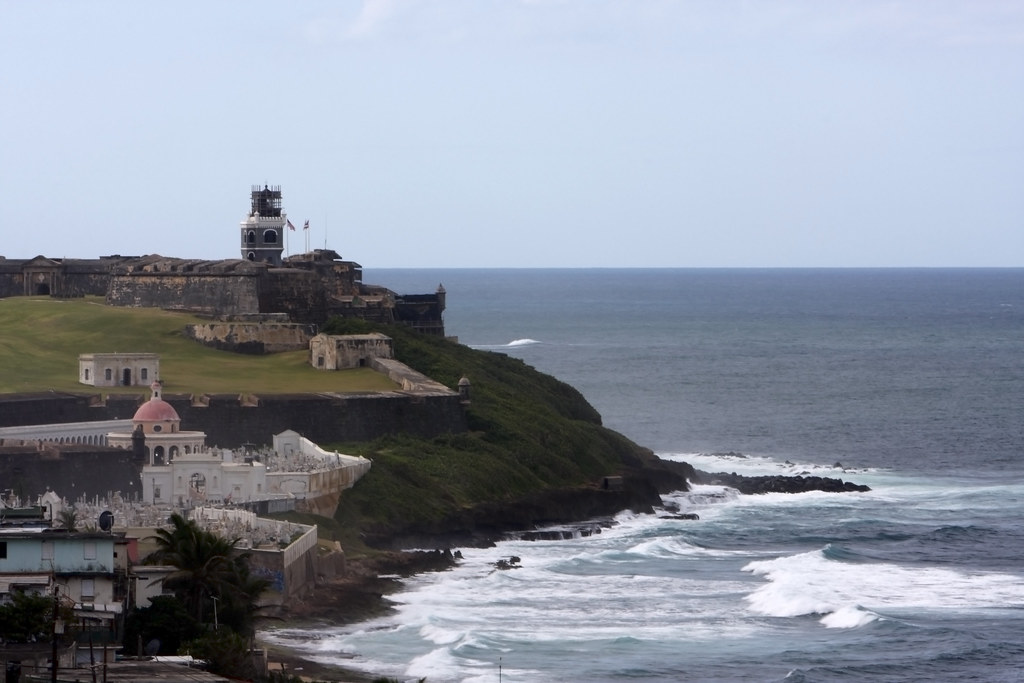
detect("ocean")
[264,268,1024,682]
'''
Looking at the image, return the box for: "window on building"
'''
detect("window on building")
[154,486,161,499]
[141,368,148,381]
[105,368,112,381]
[41,541,54,561]
[83,542,97,560]
[317,356,325,367]
[84,369,90,380]
[0,541,7,559]
[81,578,95,599]
[247,230,256,244]
[264,229,278,244]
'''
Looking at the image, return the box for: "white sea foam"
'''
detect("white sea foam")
[470,338,541,349]
[506,338,540,346]
[263,463,1024,680]
[661,451,877,479]
[820,605,880,628]
[743,546,1024,628]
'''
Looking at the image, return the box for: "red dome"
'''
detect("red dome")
[133,398,180,423]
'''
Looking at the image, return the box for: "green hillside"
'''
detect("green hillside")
[1,296,676,552]
[314,318,671,549]
[0,297,395,394]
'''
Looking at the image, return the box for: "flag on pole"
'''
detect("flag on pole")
[287,219,296,231]
[303,220,310,231]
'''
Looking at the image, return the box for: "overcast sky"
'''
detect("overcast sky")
[2,1,1022,268]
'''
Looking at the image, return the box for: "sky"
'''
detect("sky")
[2,1,1022,268]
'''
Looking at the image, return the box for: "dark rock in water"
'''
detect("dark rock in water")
[693,470,870,494]
[520,529,575,541]
[494,556,522,570]
[663,512,700,520]
[519,522,607,542]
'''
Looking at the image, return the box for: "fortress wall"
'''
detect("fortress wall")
[55,263,112,297]
[173,392,468,448]
[185,322,317,354]
[0,446,142,503]
[260,269,328,324]
[0,392,468,448]
[106,272,262,315]
[371,357,453,393]
[0,261,25,297]
[0,394,108,427]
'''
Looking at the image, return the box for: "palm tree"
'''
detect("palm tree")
[56,507,78,531]
[217,555,270,636]
[149,513,244,626]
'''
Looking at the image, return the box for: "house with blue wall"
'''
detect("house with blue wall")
[0,527,124,641]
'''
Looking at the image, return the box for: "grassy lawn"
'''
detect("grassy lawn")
[0,297,398,395]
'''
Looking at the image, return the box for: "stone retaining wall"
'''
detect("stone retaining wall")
[185,322,317,354]
[0,390,468,449]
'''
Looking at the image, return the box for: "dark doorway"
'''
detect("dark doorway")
[122,368,132,386]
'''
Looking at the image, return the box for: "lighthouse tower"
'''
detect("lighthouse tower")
[240,184,286,266]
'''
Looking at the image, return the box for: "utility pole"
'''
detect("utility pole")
[50,585,59,683]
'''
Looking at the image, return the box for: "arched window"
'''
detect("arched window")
[247,252,256,261]
[263,229,278,244]
[169,446,179,459]
[247,230,256,244]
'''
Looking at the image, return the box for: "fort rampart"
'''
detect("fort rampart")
[0,445,141,503]
[105,268,264,317]
[0,390,468,449]
[185,321,318,354]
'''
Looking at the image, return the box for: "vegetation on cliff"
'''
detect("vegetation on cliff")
[316,318,691,550]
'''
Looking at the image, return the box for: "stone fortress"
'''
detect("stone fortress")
[0,185,446,335]
[0,186,467,618]
[0,184,468,463]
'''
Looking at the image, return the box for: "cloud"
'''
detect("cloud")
[347,0,402,39]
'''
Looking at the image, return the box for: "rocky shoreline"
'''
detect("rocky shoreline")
[258,460,870,679]
[262,550,461,682]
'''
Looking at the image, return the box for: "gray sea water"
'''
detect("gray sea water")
[265,268,1024,682]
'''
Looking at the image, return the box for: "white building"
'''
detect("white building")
[107,383,370,510]
[107,381,206,466]
[78,352,159,387]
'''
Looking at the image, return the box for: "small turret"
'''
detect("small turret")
[240,185,286,266]
[436,283,446,312]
